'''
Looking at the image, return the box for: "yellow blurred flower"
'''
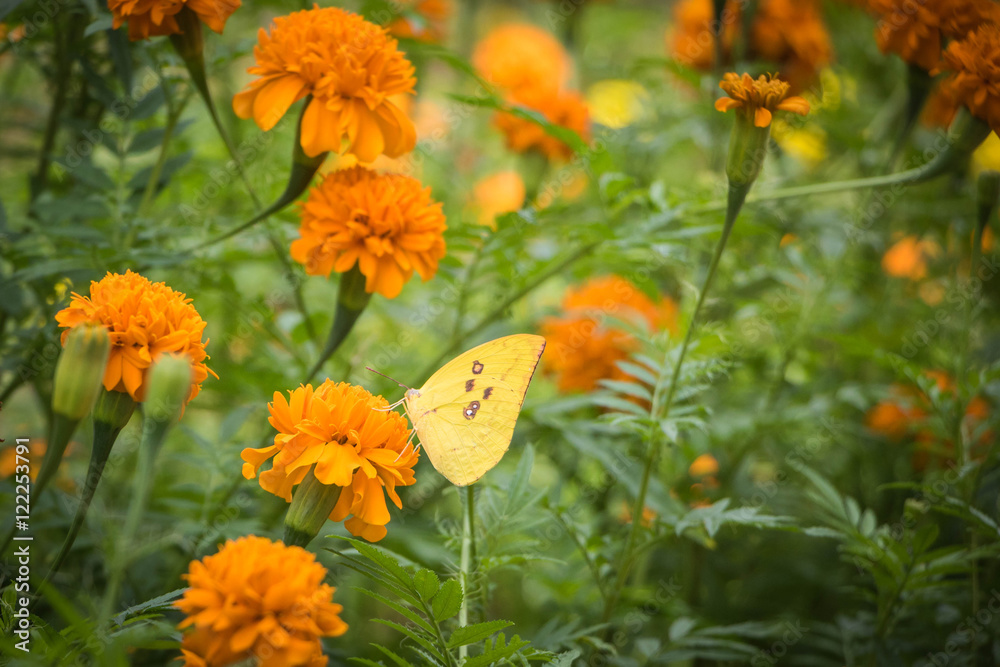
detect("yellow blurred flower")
[688,454,719,478]
[585,80,651,129]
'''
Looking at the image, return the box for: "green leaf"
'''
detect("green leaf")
[352,587,436,636]
[413,568,441,602]
[373,619,448,665]
[340,537,413,586]
[446,619,514,648]
[431,578,463,622]
[111,588,186,626]
[372,644,417,667]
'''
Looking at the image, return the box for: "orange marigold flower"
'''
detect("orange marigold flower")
[388,0,452,43]
[177,535,347,667]
[54,270,215,405]
[881,235,940,280]
[241,381,419,542]
[233,6,417,161]
[541,276,679,393]
[866,397,922,441]
[715,72,811,128]
[940,25,1000,134]
[868,0,999,71]
[107,0,240,41]
[290,166,447,299]
[1,441,47,481]
[495,87,591,161]
[470,170,526,229]
[688,454,719,478]
[472,23,571,94]
[668,0,832,91]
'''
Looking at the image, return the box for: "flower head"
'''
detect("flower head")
[389,0,452,43]
[669,0,831,90]
[233,6,417,161]
[108,0,240,41]
[541,276,679,393]
[940,24,1000,134]
[881,235,940,280]
[715,72,811,128]
[470,171,526,229]
[177,535,347,667]
[495,87,591,161]
[868,0,1000,71]
[473,23,571,94]
[54,270,215,405]
[290,166,447,299]
[688,454,720,478]
[241,380,418,542]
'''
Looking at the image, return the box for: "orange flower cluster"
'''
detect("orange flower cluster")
[389,0,452,43]
[241,380,418,542]
[1,441,47,481]
[233,6,417,161]
[669,0,833,91]
[177,535,347,666]
[108,0,240,41]
[473,23,590,160]
[940,24,1000,134]
[494,88,592,161]
[867,0,1000,71]
[866,371,992,471]
[688,454,720,508]
[881,235,940,280]
[472,23,572,94]
[541,276,679,393]
[290,166,447,299]
[715,73,811,128]
[470,171,526,229]
[54,270,215,405]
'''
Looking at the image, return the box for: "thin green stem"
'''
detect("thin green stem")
[551,509,607,602]
[137,94,190,216]
[600,186,744,632]
[459,485,477,660]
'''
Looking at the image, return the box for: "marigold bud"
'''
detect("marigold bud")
[52,324,110,420]
[284,468,343,548]
[144,354,193,424]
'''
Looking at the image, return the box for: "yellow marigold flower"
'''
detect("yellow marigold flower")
[233,6,417,162]
[241,381,419,542]
[688,454,719,478]
[290,166,447,299]
[940,25,1000,135]
[54,270,215,405]
[541,276,679,393]
[107,0,240,41]
[495,87,591,161]
[881,235,940,280]
[472,23,571,93]
[470,171,526,229]
[177,535,347,667]
[715,73,811,128]
[389,0,452,43]
[668,0,832,91]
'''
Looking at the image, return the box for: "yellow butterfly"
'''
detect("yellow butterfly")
[402,334,546,487]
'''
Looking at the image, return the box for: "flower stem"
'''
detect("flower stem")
[306,267,372,383]
[459,484,477,659]
[36,413,132,601]
[600,184,744,631]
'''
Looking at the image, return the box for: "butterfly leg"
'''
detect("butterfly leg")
[373,396,407,412]
[395,430,421,462]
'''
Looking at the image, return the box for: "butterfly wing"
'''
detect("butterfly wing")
[405,334,546,486]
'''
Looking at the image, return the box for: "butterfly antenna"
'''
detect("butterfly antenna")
[365,367,412,391]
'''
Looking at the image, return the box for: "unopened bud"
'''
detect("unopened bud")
[144,354,193,423]
[284,468,343,548]
[725,112,771,189]
[52,324,110,420]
